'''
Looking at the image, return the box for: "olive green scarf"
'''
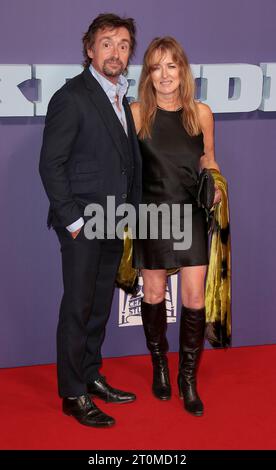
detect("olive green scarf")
[205,169,231,347]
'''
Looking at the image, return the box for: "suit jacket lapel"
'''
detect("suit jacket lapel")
[123,97,142,174]
[82,68,129,162]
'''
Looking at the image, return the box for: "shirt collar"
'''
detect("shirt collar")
[89,64,128,104]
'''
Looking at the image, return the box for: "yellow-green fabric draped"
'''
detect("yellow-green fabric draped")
[204,169,231,347]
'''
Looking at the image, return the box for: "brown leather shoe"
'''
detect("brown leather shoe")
[62,394,115,427]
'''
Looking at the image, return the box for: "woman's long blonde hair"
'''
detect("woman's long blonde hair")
[139,36,201,139]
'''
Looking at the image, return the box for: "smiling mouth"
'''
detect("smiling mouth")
[160,80,172,85]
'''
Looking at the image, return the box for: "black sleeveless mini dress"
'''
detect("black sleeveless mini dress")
[133,107,208,270]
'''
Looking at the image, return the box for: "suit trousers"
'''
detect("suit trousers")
[55,226,123,397]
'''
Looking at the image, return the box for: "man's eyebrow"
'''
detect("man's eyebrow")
[99,36,130,43]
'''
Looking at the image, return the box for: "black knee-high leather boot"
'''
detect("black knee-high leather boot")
[178,305,205,416]
[141,299,171,400]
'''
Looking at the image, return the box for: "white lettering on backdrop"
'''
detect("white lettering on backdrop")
[0,63,275,116]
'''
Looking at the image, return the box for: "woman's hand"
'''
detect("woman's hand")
[213,185,222,205]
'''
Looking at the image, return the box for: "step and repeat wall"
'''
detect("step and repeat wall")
[0,0,275,367]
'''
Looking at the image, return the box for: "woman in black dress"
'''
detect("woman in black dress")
[131,37,221,416]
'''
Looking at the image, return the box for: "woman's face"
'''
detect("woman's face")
[150,49,180,97]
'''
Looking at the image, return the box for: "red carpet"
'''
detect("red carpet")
[1,345,276,450]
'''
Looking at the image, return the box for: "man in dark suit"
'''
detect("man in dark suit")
[39,13,141,427]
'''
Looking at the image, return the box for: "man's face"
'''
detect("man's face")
[87,27,131,83]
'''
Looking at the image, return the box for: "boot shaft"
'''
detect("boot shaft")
[179,305,205,377]
[141,299,169,355]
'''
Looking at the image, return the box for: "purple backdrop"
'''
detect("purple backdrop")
[1,0,276,367]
